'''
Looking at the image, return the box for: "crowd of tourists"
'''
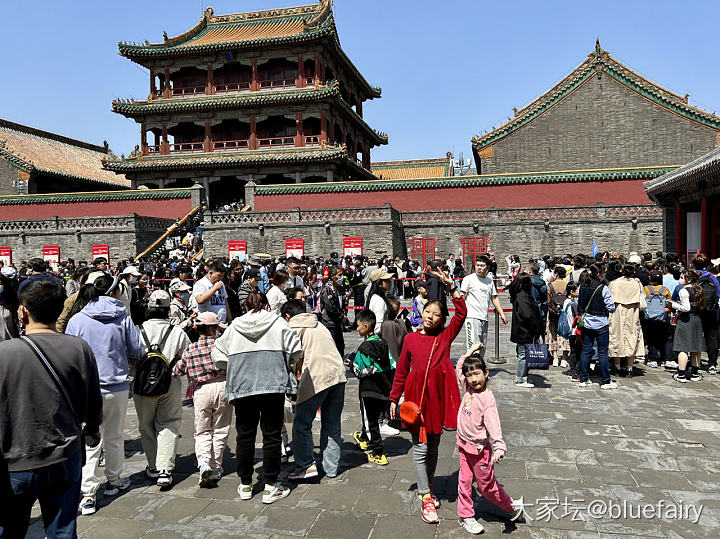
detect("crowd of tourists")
[1,247,718,537]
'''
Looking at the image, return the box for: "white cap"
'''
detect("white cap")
[121,265,142,277]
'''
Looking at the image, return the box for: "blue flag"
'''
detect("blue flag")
[591,240,599,257]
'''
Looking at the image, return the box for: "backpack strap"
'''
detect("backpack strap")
[157,324,174,351]
[140,326,153,350]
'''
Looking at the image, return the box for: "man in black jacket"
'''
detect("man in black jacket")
[0,275,102,538]
[321,266,347,355]
[426,259,449,316]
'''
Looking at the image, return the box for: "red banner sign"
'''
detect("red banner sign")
[42,245,60,271]
[285,239,305,258]
[91,244,109,262]
[0,247,11,267]
[228,240,248,261]
[343,237,363,257]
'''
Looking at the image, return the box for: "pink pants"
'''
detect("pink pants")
[457,444,514,518]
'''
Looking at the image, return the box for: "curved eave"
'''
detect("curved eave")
[103,147,347,173]
[118,25,333,61]
[0,188,190,206]
[257,166,677,195]
[112,84,341,117]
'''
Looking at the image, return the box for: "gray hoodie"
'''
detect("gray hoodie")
[212,309,302,401]
[66,296,143,394]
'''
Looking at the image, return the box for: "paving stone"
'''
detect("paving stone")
[135,495,213,525]
[341,467,397,489]
[355,488,415,516]
[546,448,599,466]
[629,470,694,490]
[91,492,163,519]
[189,499,262,530]
[681,471,720,493]
[526,462,580,482]
[295,484,364,511]
[82,518,155,538]
[248,505,321,536]
[370,514,437,539]
[306,509,376,538]
[578,467,637,487]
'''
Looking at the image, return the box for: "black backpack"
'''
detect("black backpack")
[134,325,176,397]
[698,275,719,312]
[547,282,567,319]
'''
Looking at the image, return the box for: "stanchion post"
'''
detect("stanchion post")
[495,308,500,362]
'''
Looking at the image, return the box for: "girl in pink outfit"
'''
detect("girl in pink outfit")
[455,343,520,534]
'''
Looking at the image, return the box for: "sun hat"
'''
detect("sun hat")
[369,269,393,282]
[121,265,142,277]
[169,281,191,293]
[148,289,172,308]
[195,311,227,328]
[1,266,17,279]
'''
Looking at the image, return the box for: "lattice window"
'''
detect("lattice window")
[409,237,437,266]
[460,236,490,271]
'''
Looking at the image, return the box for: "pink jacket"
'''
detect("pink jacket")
[455,356,507,456]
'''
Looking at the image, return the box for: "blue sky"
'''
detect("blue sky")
[1,0,719,163]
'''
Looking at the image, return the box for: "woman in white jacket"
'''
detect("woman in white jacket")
[266,270,289,314]
[212,291,302,504]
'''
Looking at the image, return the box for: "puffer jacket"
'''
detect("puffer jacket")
[212,308,302,401]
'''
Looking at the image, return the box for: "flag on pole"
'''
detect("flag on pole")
[591,240,599,257]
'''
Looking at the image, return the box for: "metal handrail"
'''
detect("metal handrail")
[133,205,201,262]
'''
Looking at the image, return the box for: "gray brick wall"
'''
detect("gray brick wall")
[0,159,20,196]
[480,76,719,174]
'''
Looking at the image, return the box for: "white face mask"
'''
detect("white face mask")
[679,277,687,286]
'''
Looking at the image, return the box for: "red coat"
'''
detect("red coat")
[389,296,467,435]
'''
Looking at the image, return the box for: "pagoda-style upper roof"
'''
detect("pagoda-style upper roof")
[104,145,353,173]
[472,40,720,152]
[0,119,129,188]
[118,1,380,99]
[645,146,720,198]
[371,157,452,180]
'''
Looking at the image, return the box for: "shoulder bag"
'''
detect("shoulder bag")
[399,337,438,443]
[576,285,602,329]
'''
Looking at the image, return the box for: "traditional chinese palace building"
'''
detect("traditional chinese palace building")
[105,0,387,209]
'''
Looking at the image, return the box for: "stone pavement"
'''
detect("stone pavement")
[27,321,720,539]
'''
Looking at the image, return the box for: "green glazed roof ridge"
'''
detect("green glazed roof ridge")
[0,188,192,205]
[473,50,720,150]
[256,166,678,194]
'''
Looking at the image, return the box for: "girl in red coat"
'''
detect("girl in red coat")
[390,274,466,525]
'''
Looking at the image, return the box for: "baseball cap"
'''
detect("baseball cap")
[86,271,108,285]
[628,254,643,265]
[245,267,261,279]
[195,311,227,328]
[369,269,393,282]
[148,289,172,308]
[248,257,262,267]
[414,279,427,289]
[1,266,17,279]
[169,281,191,293]
[121,265,142,277]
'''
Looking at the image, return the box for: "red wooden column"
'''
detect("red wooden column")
[249,115,258,150]
[251,59,259,91]
[328,115,334,145]
[141,123,149,156]
[297,54,305,88]
[314,52,320,84]
[675,202,684,261]
[163,68,171,98]
[161,122,169,154]
[149,69,156,98]
[206,63,214,95]
[295,113,304,147]
[204,120,212,152]
[701,195,711,255]
[320,111,327,144]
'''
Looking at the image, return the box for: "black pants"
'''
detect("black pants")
[359,396,385,456]
[568,335,582,376]
[327,324,345,357]
[644,318,668,364]
[234,393,284,485]
[699,311,719,367]
[353,286,366,322]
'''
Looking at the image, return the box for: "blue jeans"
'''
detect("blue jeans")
[579,325,611,384]
[0,450,82,539]
[292,382,345,477]
[515,343,528,383]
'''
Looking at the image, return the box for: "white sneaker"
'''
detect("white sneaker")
[577,381,592,388]
[646,361,658,368]
[552,358,559,367]
[665,360,679,369]
[514,381,534,388]
[458,517,484,534]
[379,421,400,436]
[262,483,291,504]
[198,463,213,487]
[288,464,319,481]
[79,496,96,515]
[104,477,131,496]
[237,482,253,500]
[600,381,618,390]
[156,471,173,489]
[560,360,569,368]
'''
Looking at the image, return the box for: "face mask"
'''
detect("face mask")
[181,292,190,303]
[129,278,138,285]
[679,277,687,286]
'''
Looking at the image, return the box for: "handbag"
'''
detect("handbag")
[21,336,100,452]
[399,337,438,443]
[524,337,550,370]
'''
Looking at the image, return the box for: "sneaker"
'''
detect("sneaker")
[665,360,679,369]
[458,517,484,534]
[198,463,213,487]
[708,366,717,375]
[368,453,389,466]
[353,431,368,451]
[379,421,400,436]
[552,358,559,367]
[577,381,592,388]
[145,466,160,479]
[262,483,291,504]
[212,468,223,482]
[288,464,319,481]
[421,494,439,523]
[417,491,440,508]
[690,373,703,382]
[646,361,659,368]
[514,381,534,388]
[79,496,96,515]
[104,477,131,496]
[600,381,618,390]
[157,471,173,489]
[560,359,569,368]
[237,482,253,500]
[672,373,687,383]
[510,500,524,521]
[570,375,581,382]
